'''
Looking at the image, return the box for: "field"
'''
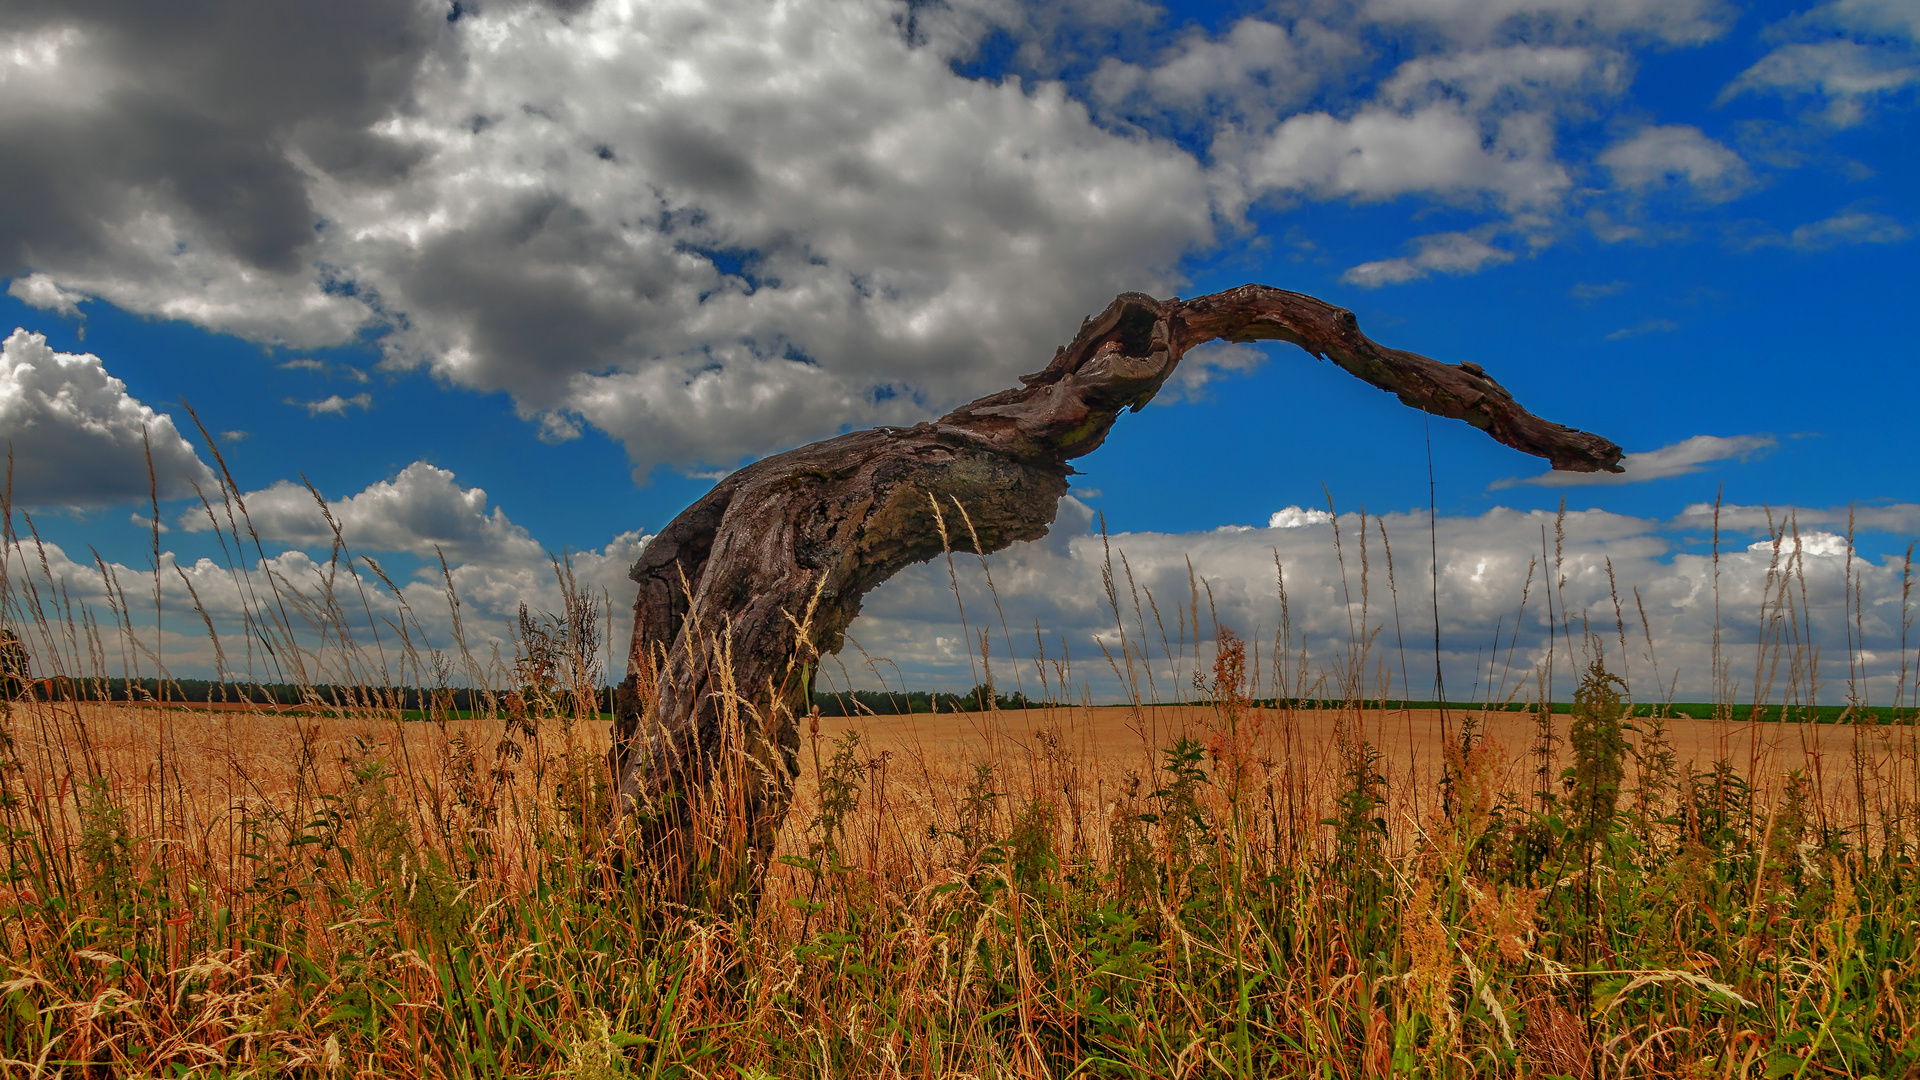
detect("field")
[5,679,1920,1078]
[4,475,1920,1078]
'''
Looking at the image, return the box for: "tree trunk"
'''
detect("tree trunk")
[609,284,1623,909]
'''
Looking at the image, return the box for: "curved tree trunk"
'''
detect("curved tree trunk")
[610,284,1623,909]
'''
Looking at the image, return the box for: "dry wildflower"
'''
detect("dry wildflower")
[1439,735,1508,857]
[560,1010,631,1080]
[1468,883,1542,965]
[1199,625,1264,797]
[1403,876,1460,1055]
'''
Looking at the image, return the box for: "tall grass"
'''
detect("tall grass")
[0,469,1917,1077]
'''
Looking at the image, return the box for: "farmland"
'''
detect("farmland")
[4,678,1919,1077]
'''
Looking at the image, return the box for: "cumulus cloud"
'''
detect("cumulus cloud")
[1361,0,1730,45]
[1160,341,1267,400]
[841,501,1917,704]
[1343,230,1517,287]
[1234,42,1641,280]
[1245,105,1570,211]
[1814,0,1920,39]
[1494,433,1775,488]
[280,357,369,382]
[1726,41,1920,100]
[0,2,429,346]
[1722,42,1919,126]
[0,328,217,505]
[1721,1,1919,126]
[1090,17,1359,121]
[180,461,544,567]
[16,488,1918,705]
[7,273,88,317]
[2,0,1217,481]
[1269,506,1333,529]
[0,0,1808,480]
[3,523,653,686]
[291,392,372,417]
[1671,501,1920,537]
[1599,125,1750,200]
[904,0,1166,75]
[1376,44,1623,110]
[1740,209,1912,251]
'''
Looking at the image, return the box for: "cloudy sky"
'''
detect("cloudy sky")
[2,0,1915,706]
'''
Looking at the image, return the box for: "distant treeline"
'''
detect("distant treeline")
[811,687,1058,716]
[17,677,607,714]
[15,678,1911,726]
[1149,698,1916,725]
[816,693,1916,724]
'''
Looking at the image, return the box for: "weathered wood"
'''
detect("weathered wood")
[610,285,1622,907]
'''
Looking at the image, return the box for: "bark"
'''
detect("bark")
[610,284,1623,907]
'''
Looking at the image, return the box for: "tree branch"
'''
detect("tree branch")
[610,284,1622,906]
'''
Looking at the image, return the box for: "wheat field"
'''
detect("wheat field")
[3,485,1920,1077]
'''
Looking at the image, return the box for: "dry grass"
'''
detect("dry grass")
[24,697,1901,887]
[5,678,1917,1078]
[3,478,1919,1077]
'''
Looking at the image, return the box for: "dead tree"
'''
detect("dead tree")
[611,284,1622,908]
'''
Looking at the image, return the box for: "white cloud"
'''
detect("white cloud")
[1361,0,1731,45]
[1786,211,1910,248]
[1603,318,1679,340]
[181,461,543,567]
[1494,433,1775,488]
[0,328,217,505]
[905,0,1166,72]
[0,0,1864,482]
[1673,501,1920,537]
[841,501,1918,704]
[27,0,1214,481]
[1813,0,1920,40]
[1,1,1224,480]
[1749,530,1851,558]
[1721,0,1920,128]
[278,357,369,382]
[1722,41,1920,126]
[1728,41,1920,98]
[1377,44,1622,110]
[15,491,1918,706]
[291,392,372,417]
[6,274,89,317]
[1599,125,1750,199]
[1270,506,1333,529]
[1160,341,1267,401]
[1344,231,1516,287]
[1245,105,1571,211]
[1090,18,1359,120]
[358,0,1214,475]
[2,522,653,687]
[1743,209,1912,251]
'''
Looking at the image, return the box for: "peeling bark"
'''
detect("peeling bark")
[610,285,1623,906]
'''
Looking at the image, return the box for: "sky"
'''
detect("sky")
[2,0,1916,707]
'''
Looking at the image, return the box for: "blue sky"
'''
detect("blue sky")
[2,0,1916,703]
